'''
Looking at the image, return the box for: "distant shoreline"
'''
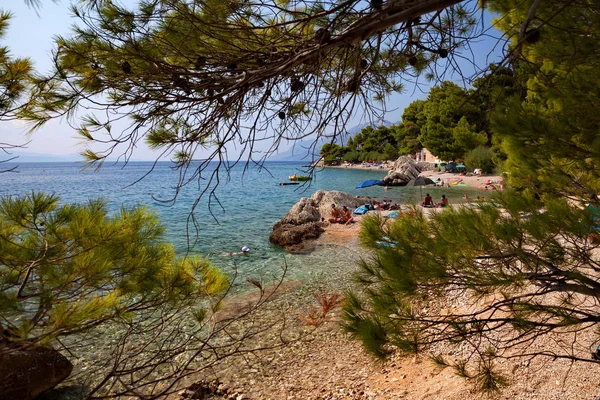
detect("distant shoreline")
[322,162,392,172]
[322,162,502,190]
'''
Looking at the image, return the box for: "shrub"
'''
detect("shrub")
[464,146,495,173]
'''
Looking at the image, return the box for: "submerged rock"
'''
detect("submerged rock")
[270,190,367,250]
[0,343,73,400]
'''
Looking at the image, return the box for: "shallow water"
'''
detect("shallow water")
[2,161,488,397]
[0,161,483,283]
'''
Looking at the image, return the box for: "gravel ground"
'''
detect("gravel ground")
[177,222,600,400]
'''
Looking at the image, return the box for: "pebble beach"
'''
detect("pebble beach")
[177,171,599,400]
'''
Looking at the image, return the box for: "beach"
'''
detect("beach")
[326,162,503,190]
[178,185,600,400]
[181,208,599,400]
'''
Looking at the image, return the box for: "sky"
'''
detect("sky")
[2,1,505,161]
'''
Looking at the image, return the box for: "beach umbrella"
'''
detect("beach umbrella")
[456,163,466,170]
[405,176,435,187]
[356,179,382,189]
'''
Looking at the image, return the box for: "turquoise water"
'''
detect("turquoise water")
[0,161,482,282]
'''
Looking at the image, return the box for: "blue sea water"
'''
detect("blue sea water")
[0,161,482,283]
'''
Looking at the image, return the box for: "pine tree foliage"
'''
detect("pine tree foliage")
[0,192,228,344]
[488,0,600,200]
[403,80,489,161]
[19,0,487,173]
[344,191,600,389]
[0,11,32,118]
[0,192,279,396]
[0,10,34,169]
[345,4,600,388]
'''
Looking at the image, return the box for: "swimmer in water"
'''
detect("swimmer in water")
[222,246,250,256]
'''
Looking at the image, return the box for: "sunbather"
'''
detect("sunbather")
[342,206,354,225]
[439,194,449,207]
[328,204,343,223]
[422,193,433,207]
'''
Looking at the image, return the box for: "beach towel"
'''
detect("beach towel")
[387,211,400,218]
[353,206,369,215]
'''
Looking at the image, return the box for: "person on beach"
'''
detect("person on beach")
[341,206,354,225]
[422,193,433,207]
[439,194,449,207]
[328,204,343,223]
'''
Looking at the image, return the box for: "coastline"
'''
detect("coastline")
[323,162,503,190]
[184,208,598,400]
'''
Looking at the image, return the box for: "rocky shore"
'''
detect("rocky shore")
[178,191,598,400]
[269,190,368,252]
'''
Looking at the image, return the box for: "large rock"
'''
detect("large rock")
[269,222,323,247]
[270,190,368,250]
[382,156,421,186]
[416,161,436,171]
[278,197,321,225]
[307,190,367,221]
[278,190,367,226]
[0,343,73,400]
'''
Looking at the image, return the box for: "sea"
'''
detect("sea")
[0,161,483,286]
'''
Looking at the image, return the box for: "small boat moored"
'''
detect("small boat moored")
[289,174,312,181]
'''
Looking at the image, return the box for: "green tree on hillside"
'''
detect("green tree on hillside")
[334,124,409,163]
[383,143,397,160]
[401,99,426,127]
[464,145,496,173]
[348,125,399,161]
[401,67,517,163]
[393,122,421,156]
[413,81,484,161]
[320,142,343,165]
[451,116,486,153]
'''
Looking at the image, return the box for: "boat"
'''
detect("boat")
[289,175,312,181]
[280,182,300,186]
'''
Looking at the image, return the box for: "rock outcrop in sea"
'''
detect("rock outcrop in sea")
[381,156,422,186]
[270,190,367,251]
